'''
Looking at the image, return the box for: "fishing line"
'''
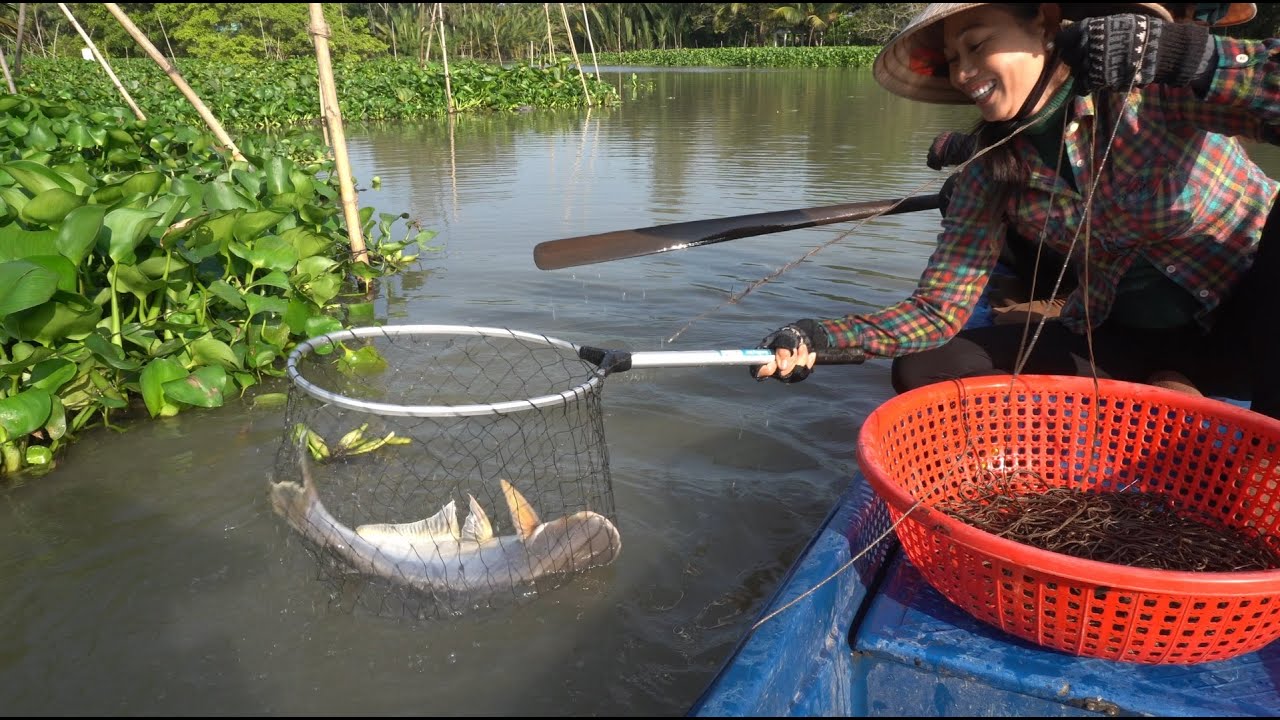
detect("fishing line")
[748,36,1152,631]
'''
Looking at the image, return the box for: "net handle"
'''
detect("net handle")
[285,325,866,418]
[578,345,867,373]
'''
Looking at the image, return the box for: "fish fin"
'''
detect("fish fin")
[500,479,542,540]
[461,494,494,542]
[355,500,461,542]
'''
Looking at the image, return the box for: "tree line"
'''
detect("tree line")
[0,3,1276,69]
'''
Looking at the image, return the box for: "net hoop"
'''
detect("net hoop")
[285,324,603,418]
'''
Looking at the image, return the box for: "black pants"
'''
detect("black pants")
[895,198,1280,419]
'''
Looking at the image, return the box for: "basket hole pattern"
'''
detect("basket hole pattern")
[867,383,1280,664]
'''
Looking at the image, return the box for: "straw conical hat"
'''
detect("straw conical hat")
[873,3,1174,105]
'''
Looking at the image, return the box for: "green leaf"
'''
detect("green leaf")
[136,254,189,279]
[43,395,66,441]
[233,210,287,244]
[121,171,165,197]
[241,235,298,272]
[108,263,165,300]
[24,122,57,152]
[244,292,289,319]
[0,223,57,262]
[304,315,343,340]
[20,255,77,293]
[248,270,290,290]
[1,160,74,195]
[140,357,187,418]
[26,358,77,393]
[25,445,53,466]
[206,280,246,310]
[0,388,52,441]
[0,347,53,374]
[190,335,242,370]
[284,298,311,336]
[84,329,142,371]
[265,156,295,195]
[103,207,163,264]
[338,345,389,376]
[252,392,288,409]
[65,123,97,149]
[0,260,59,315]
[302,272,342,306]
[345,301,376,325]
[4,290,103,345]
[55,204,106,267]
[296,255,339,278]
[205,181,256,211]
[20,187,85,225]
[162,365,227,408]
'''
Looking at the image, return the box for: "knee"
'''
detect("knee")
[891,353,936,394]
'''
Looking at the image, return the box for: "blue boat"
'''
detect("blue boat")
[688,272,1280,717]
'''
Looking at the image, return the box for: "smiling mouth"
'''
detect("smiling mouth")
[970,81,995,101]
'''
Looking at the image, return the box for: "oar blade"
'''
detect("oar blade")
[532,194,941,271]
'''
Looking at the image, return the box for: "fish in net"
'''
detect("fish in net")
[271,325,621,620]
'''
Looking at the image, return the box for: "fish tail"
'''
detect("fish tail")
[271,439,319,526]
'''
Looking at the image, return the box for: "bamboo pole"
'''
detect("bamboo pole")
[543,4,556,63]
[58,3,146,122]
[0,47,15,94]
[558,4,591,107]
[102,4,246,163]
[308,3,367,266]
[580,3,600,81]
[156,14,176,63]
[437,4,454,114]
[424,2,439,64]
[14,3,26,79]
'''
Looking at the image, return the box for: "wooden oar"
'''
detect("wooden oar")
[533,193,942,271]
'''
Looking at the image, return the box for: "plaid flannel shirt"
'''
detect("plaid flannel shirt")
[817,36,1280,358]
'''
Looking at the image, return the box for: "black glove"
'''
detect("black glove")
[1056,14,1214,95]
[927,131,977,171]
[753,319,827,384]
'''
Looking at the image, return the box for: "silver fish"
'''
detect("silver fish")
[270,447,621,597]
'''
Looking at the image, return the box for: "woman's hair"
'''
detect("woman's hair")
[964,5,1066,203]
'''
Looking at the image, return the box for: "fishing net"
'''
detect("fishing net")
[272,325,620,620]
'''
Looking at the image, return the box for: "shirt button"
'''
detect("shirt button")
[1075,159,1084,168]
[1199,289,1210,298]
[1166,264,1177,273]
[1066,121,1079,133]
[1236,53,1250,64]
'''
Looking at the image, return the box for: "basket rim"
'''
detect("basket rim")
[858,374,1280,594]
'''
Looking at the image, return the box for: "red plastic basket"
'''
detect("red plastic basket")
[857,375,1280,665]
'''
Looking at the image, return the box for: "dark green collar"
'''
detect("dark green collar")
[1023,78,1074,137]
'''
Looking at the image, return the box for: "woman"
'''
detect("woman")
[751,3,1280,420]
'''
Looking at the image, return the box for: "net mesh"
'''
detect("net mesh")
[271,326,619,620]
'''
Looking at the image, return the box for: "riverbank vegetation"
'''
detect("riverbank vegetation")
[22,56,619,128]
[0,5,620,482]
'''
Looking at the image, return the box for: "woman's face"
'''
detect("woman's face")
[942,6,1057,122]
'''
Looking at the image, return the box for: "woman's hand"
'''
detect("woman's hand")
[1056,14,1214,94]
[753,321,822,383]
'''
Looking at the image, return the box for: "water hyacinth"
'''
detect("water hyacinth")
[0,92,431,479]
